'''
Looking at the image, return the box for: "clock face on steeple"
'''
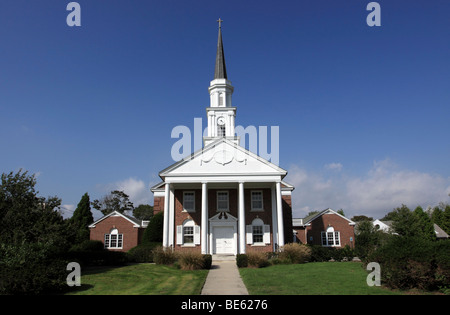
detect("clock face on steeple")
[217,116,226,125]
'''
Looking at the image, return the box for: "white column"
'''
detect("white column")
[162,183,170,248]
[238,181,246,254]
[201,182,208,254]
[169,185,175,247]
[276,181,284,248]
[271,183,278,251]
[230,114,235,136]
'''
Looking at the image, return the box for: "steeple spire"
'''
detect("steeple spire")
[214,18,227,79]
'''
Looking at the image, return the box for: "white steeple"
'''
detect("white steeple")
[204,19,238,146]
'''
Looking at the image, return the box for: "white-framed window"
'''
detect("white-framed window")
[104,228,123,249]
[251,190,263,211]
[246,218,270,245]
[183,191,195,212]
[176,219,200,246]
[321,226,340,247]
[183,226,194,244]
[217,191,229,211]
[252,225,264,243]
[218,93,224,106]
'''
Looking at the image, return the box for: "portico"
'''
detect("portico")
[153,174,289,255]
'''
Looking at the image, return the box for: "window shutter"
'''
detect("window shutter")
[263,225,270,244]
[246,225,253,244]
[176,225,183,245]
[194,225,201,245]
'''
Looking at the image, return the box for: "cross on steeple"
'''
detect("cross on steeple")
[214,18,227,79]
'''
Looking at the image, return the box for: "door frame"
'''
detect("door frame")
[209,212,238,255]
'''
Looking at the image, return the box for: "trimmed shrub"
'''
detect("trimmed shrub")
[203,254,212,270]
[236,254,248,268]
[247,251,270,268]
[309,245,354,262]
[177,251,206,270]
[279,243,311,264]
[70,240,104,252]
[152,246,176,265]
[127,242,160,263]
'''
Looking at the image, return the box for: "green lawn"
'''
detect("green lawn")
[67,263,209,295]
[239,262,399,295]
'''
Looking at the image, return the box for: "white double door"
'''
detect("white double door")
[212,226,235,254]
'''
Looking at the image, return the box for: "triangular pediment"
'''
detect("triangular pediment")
[159,138,287,178]
[209,212,238,222]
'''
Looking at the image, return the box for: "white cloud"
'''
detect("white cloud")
[324,162,343,172]
[60,204,75,219]
[288,159,450,220]
[99,177,153,207]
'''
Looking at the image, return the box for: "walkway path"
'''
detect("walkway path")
[201,256,249,295]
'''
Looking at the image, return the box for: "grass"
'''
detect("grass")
[239,262,400,295]
[66,263,209,295]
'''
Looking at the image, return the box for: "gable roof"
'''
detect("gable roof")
[293,208,356,227]
[158,138,288,180]
[88,211,143,228]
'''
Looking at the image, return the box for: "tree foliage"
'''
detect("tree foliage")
[133,204,153,221]
[92,190,134,215]
[142,211,163,244]
[68,192,94,245]
[0,169,69,294]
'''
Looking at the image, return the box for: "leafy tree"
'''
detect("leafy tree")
[142,211,163,244]
[413,206,435,240]
[0,169,69,294]
[133,204,153,221]
[92,190,134,215]
[305,210,319,218]
[69,192,94,244]
[355,220,388,258]
[337,209,345,216]
[390,204,422,237]
[0,169,67,246]
[432,203,450,235]
[350,215,373,222]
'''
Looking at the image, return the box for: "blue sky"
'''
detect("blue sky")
[1,0,449,220]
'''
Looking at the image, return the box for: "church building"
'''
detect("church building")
[151,21,294,255]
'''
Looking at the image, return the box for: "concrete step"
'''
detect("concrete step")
[212,254,236,261]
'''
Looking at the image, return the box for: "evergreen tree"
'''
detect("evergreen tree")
[441,203,450,235]
[413,206,435,240]
[390,204,421,237]
[142,211,163,244]
[69,192,94,244]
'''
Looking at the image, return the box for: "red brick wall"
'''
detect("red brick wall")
[282,195,293,245]
[245,188,273,253]
[153,196,164,215]
[293,213,355,248]
[153,188,294,253]
[89,216,143,252]
[174,189,202,253]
